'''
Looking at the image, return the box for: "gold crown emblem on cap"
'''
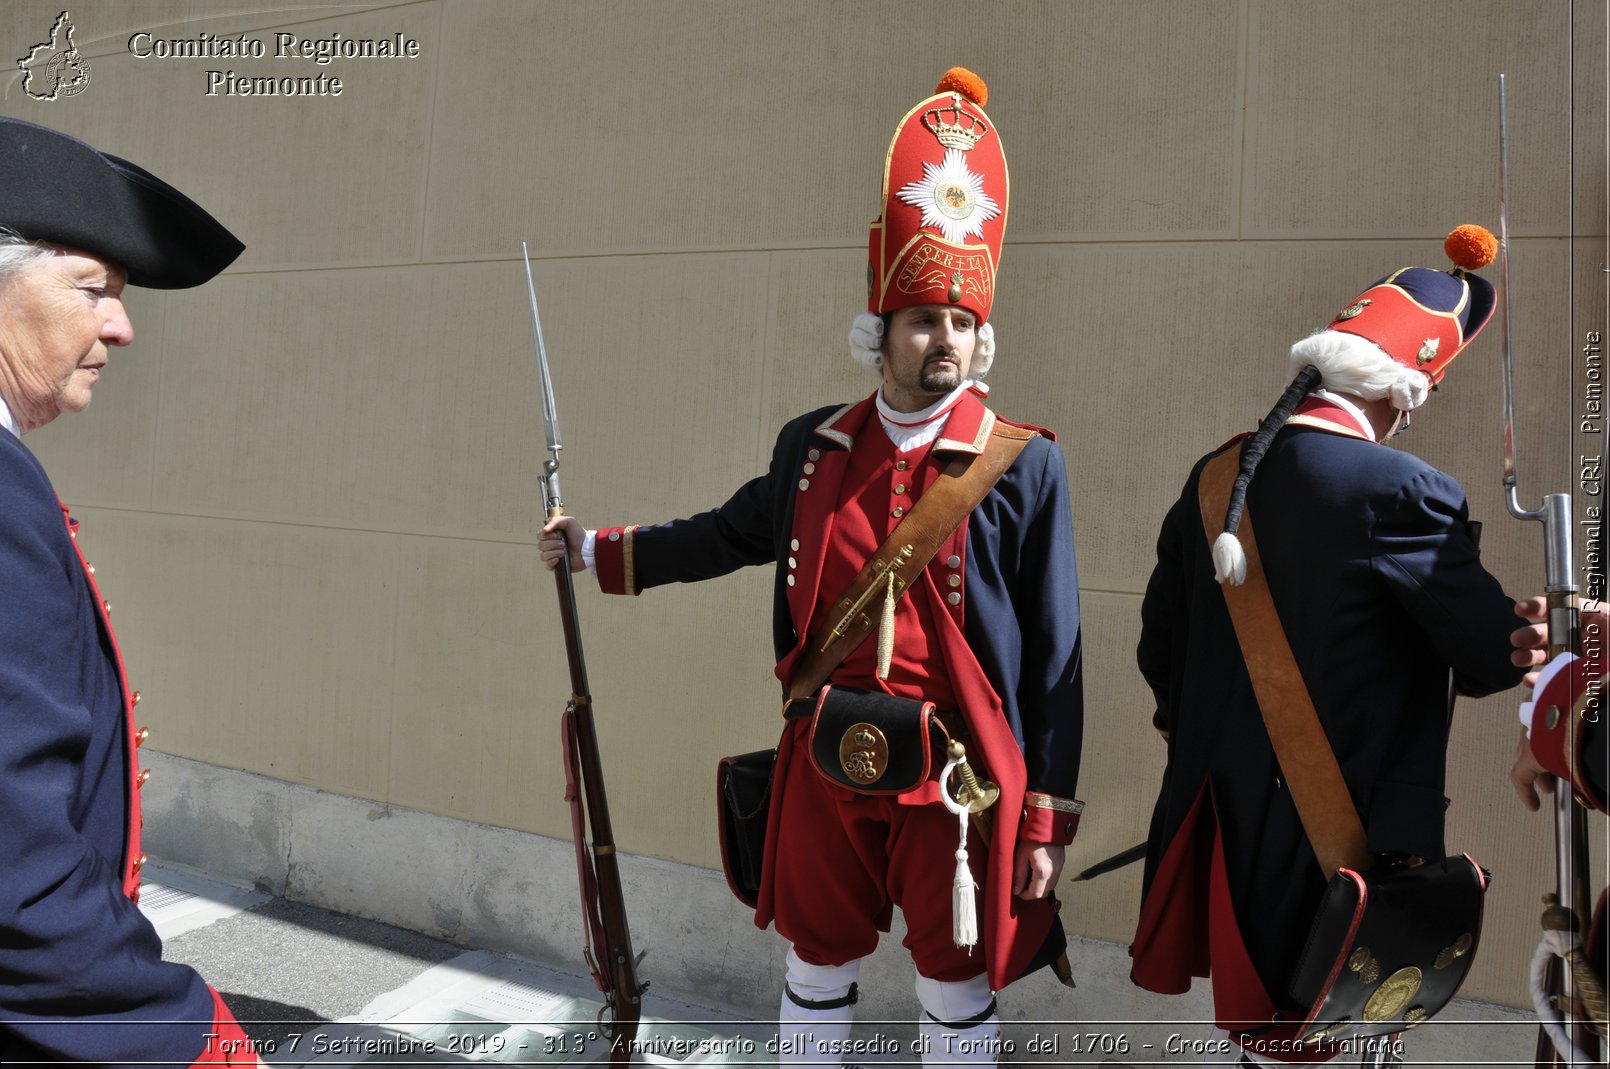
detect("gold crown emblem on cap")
[922,97,989,151]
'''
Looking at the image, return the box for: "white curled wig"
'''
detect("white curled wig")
[848,314,996,379]
[849,313,884,373]
[1287,329,1430,411]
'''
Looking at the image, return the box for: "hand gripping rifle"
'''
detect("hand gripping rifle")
[524,244,646,1062]
[1495,78,1599,1069]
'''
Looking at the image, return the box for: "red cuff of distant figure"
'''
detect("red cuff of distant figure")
[1020,792,1082,845]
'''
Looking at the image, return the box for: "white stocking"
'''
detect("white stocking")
[777,946,860,1066]
[914,973,1000,1067]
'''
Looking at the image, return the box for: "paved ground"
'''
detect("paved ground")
[147,860,1553,1067]
[145,862,776,1068]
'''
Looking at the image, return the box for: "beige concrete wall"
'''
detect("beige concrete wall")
[2,0,1602,1008]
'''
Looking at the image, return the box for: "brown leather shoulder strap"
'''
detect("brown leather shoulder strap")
[1198,447,1371,876]
[787,419,1035,700]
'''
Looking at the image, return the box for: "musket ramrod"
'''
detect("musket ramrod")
[525,243,645,1064]
[1495,78,1597,1069]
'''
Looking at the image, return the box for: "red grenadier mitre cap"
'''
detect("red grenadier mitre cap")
[868,68,1008,324]
[1324,224,1500,389]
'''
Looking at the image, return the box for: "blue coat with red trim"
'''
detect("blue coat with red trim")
[593,388,1084,987]
[0,429,250,1067]
[1133,422,1525,1023]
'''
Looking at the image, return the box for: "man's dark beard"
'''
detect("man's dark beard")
[920,364,962,393]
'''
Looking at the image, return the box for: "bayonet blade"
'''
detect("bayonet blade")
[1498,74,1520,493]
[523,242,564,514]
[524,243,563,457]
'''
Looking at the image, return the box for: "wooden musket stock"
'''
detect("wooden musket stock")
[552,510,645,1064]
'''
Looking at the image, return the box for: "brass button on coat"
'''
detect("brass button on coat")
[947,592,961,606]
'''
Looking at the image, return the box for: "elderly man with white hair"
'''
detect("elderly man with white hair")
[0,116,261,1066]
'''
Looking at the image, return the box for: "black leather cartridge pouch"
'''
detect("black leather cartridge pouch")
[806,685,948,794]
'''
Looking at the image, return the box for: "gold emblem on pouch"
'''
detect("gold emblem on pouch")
[1363,967,1423,1022]
[1433,932,1473,970]
[1347,947,1381,986]
[840,722,889,783]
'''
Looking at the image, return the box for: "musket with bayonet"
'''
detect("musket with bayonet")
[525,243,646,1064]
[1495,77,1600,1069]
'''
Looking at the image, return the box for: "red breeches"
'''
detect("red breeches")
[770,721,986,982]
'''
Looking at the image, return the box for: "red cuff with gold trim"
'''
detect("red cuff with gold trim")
[190,988,257,1066]
[1529,656,1607,812]
[1019,792,1083,845]
[594,526,639,596]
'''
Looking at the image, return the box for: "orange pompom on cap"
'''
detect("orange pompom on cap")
[1444,224,1498,271]
[935,67,988,106]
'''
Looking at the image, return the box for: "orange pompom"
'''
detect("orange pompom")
[936,67,988,107]
[1444,224,1498,271]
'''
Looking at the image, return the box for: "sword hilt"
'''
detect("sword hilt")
[946,739,1000,814]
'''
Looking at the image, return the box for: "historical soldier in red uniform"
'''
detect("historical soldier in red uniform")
[1133,228,1531,1064]
[542,69,1083,1064]
[0,117,260,1066]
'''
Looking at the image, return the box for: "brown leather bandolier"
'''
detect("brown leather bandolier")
[785,419,1035,702]
[1198,447,1370,876]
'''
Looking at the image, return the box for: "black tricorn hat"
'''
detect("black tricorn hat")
[0,117,243,289]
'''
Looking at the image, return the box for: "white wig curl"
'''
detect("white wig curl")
[848,314,997,379]
[1287,330,1430,412]
[849,313,884,373]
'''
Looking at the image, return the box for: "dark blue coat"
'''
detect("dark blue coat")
[0,429,225,1066]
[1133,423,1525,1009]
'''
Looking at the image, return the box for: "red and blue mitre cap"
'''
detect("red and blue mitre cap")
[0,116,242,289]
[868,68,1008,324]
[1325,225,1498,387]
